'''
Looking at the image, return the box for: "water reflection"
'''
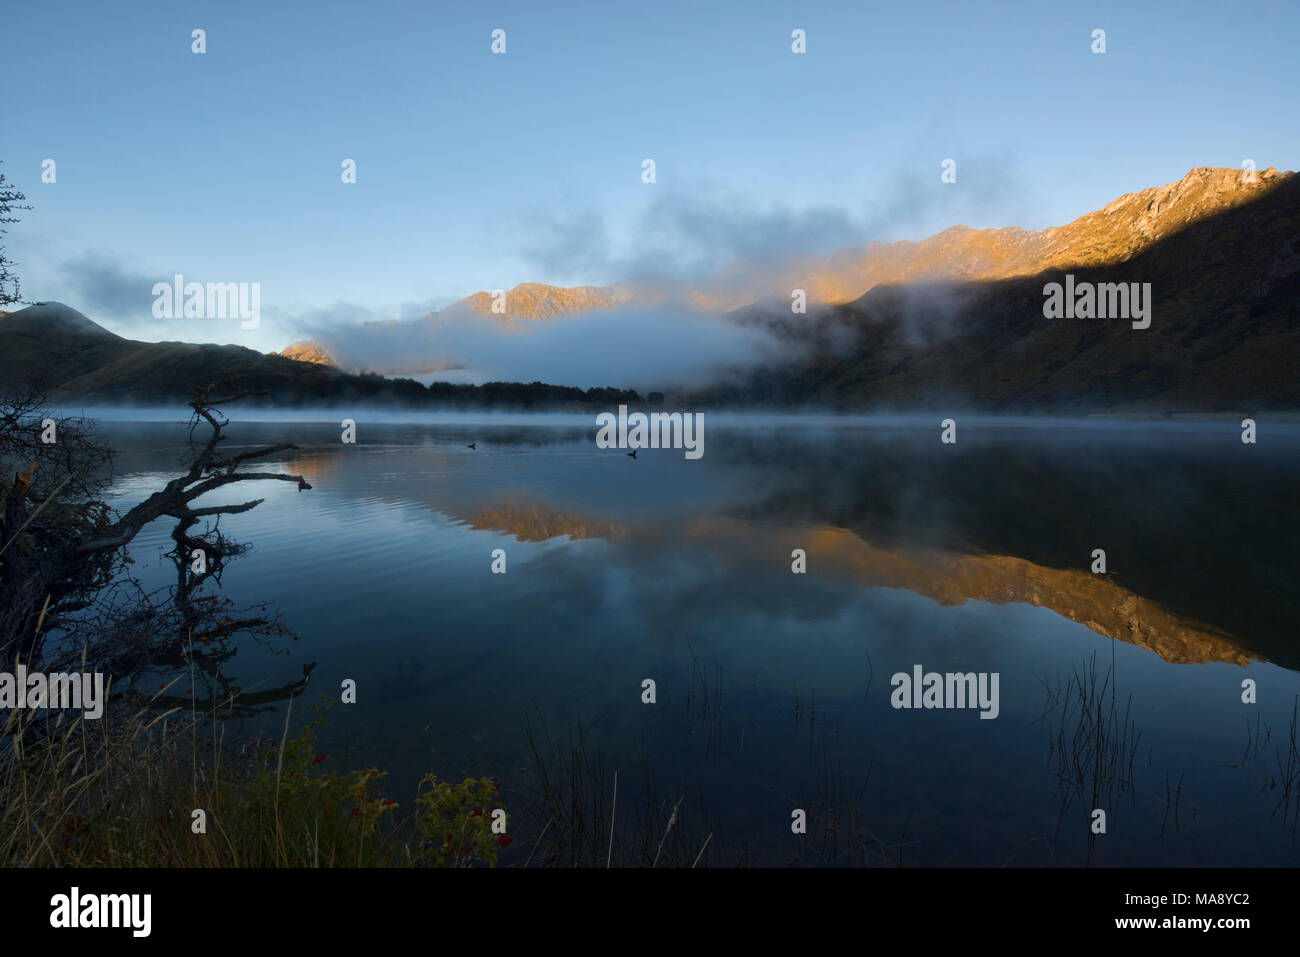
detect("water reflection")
[96,416,1300,865]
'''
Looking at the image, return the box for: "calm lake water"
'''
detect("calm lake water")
[93,413,1300,866]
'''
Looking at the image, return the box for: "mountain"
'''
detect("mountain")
[693,168,1300,411]
[285,166,1294,379]
[0,302,133,387]
[277,341,338,367]
[702,166,1292,311]
[280,282,630,373]
[0,302,427,403]
[821,166,1293,297]
[0,303,640,408]
[7,166,1296,412]
[438,282,628,320]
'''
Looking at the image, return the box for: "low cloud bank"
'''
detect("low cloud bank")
[309,305,796,393]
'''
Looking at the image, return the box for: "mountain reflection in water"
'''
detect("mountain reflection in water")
[98,415,1300,865]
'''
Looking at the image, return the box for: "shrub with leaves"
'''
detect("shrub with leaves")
[227,714,400,867]
[412,773,505,867]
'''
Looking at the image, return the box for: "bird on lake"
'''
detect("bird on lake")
[626,450,637,459]
[467,442,476,450]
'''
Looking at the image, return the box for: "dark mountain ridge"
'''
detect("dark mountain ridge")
[691,171,1300,412]
[0,303,639,409]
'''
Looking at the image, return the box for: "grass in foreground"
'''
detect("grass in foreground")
[0,685,505,867]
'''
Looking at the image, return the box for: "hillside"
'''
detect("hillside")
[0,304,636,408]
[692,169,1300,412]
[284,166,1293,377]
[7,166,1296,412]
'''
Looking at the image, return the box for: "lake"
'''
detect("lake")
[91,412,1300,866]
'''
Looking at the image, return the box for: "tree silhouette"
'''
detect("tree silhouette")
[1,380,316,716]
[0,162,32,308]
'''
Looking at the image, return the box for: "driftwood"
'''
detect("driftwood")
[1,380,315,715]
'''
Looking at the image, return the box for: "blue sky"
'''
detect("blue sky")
[1,0,1296,350]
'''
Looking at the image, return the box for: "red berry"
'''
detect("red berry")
[498,835,513,847]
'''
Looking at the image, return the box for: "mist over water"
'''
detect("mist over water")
[60,405,1300,431]
[94,414,1300,866]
